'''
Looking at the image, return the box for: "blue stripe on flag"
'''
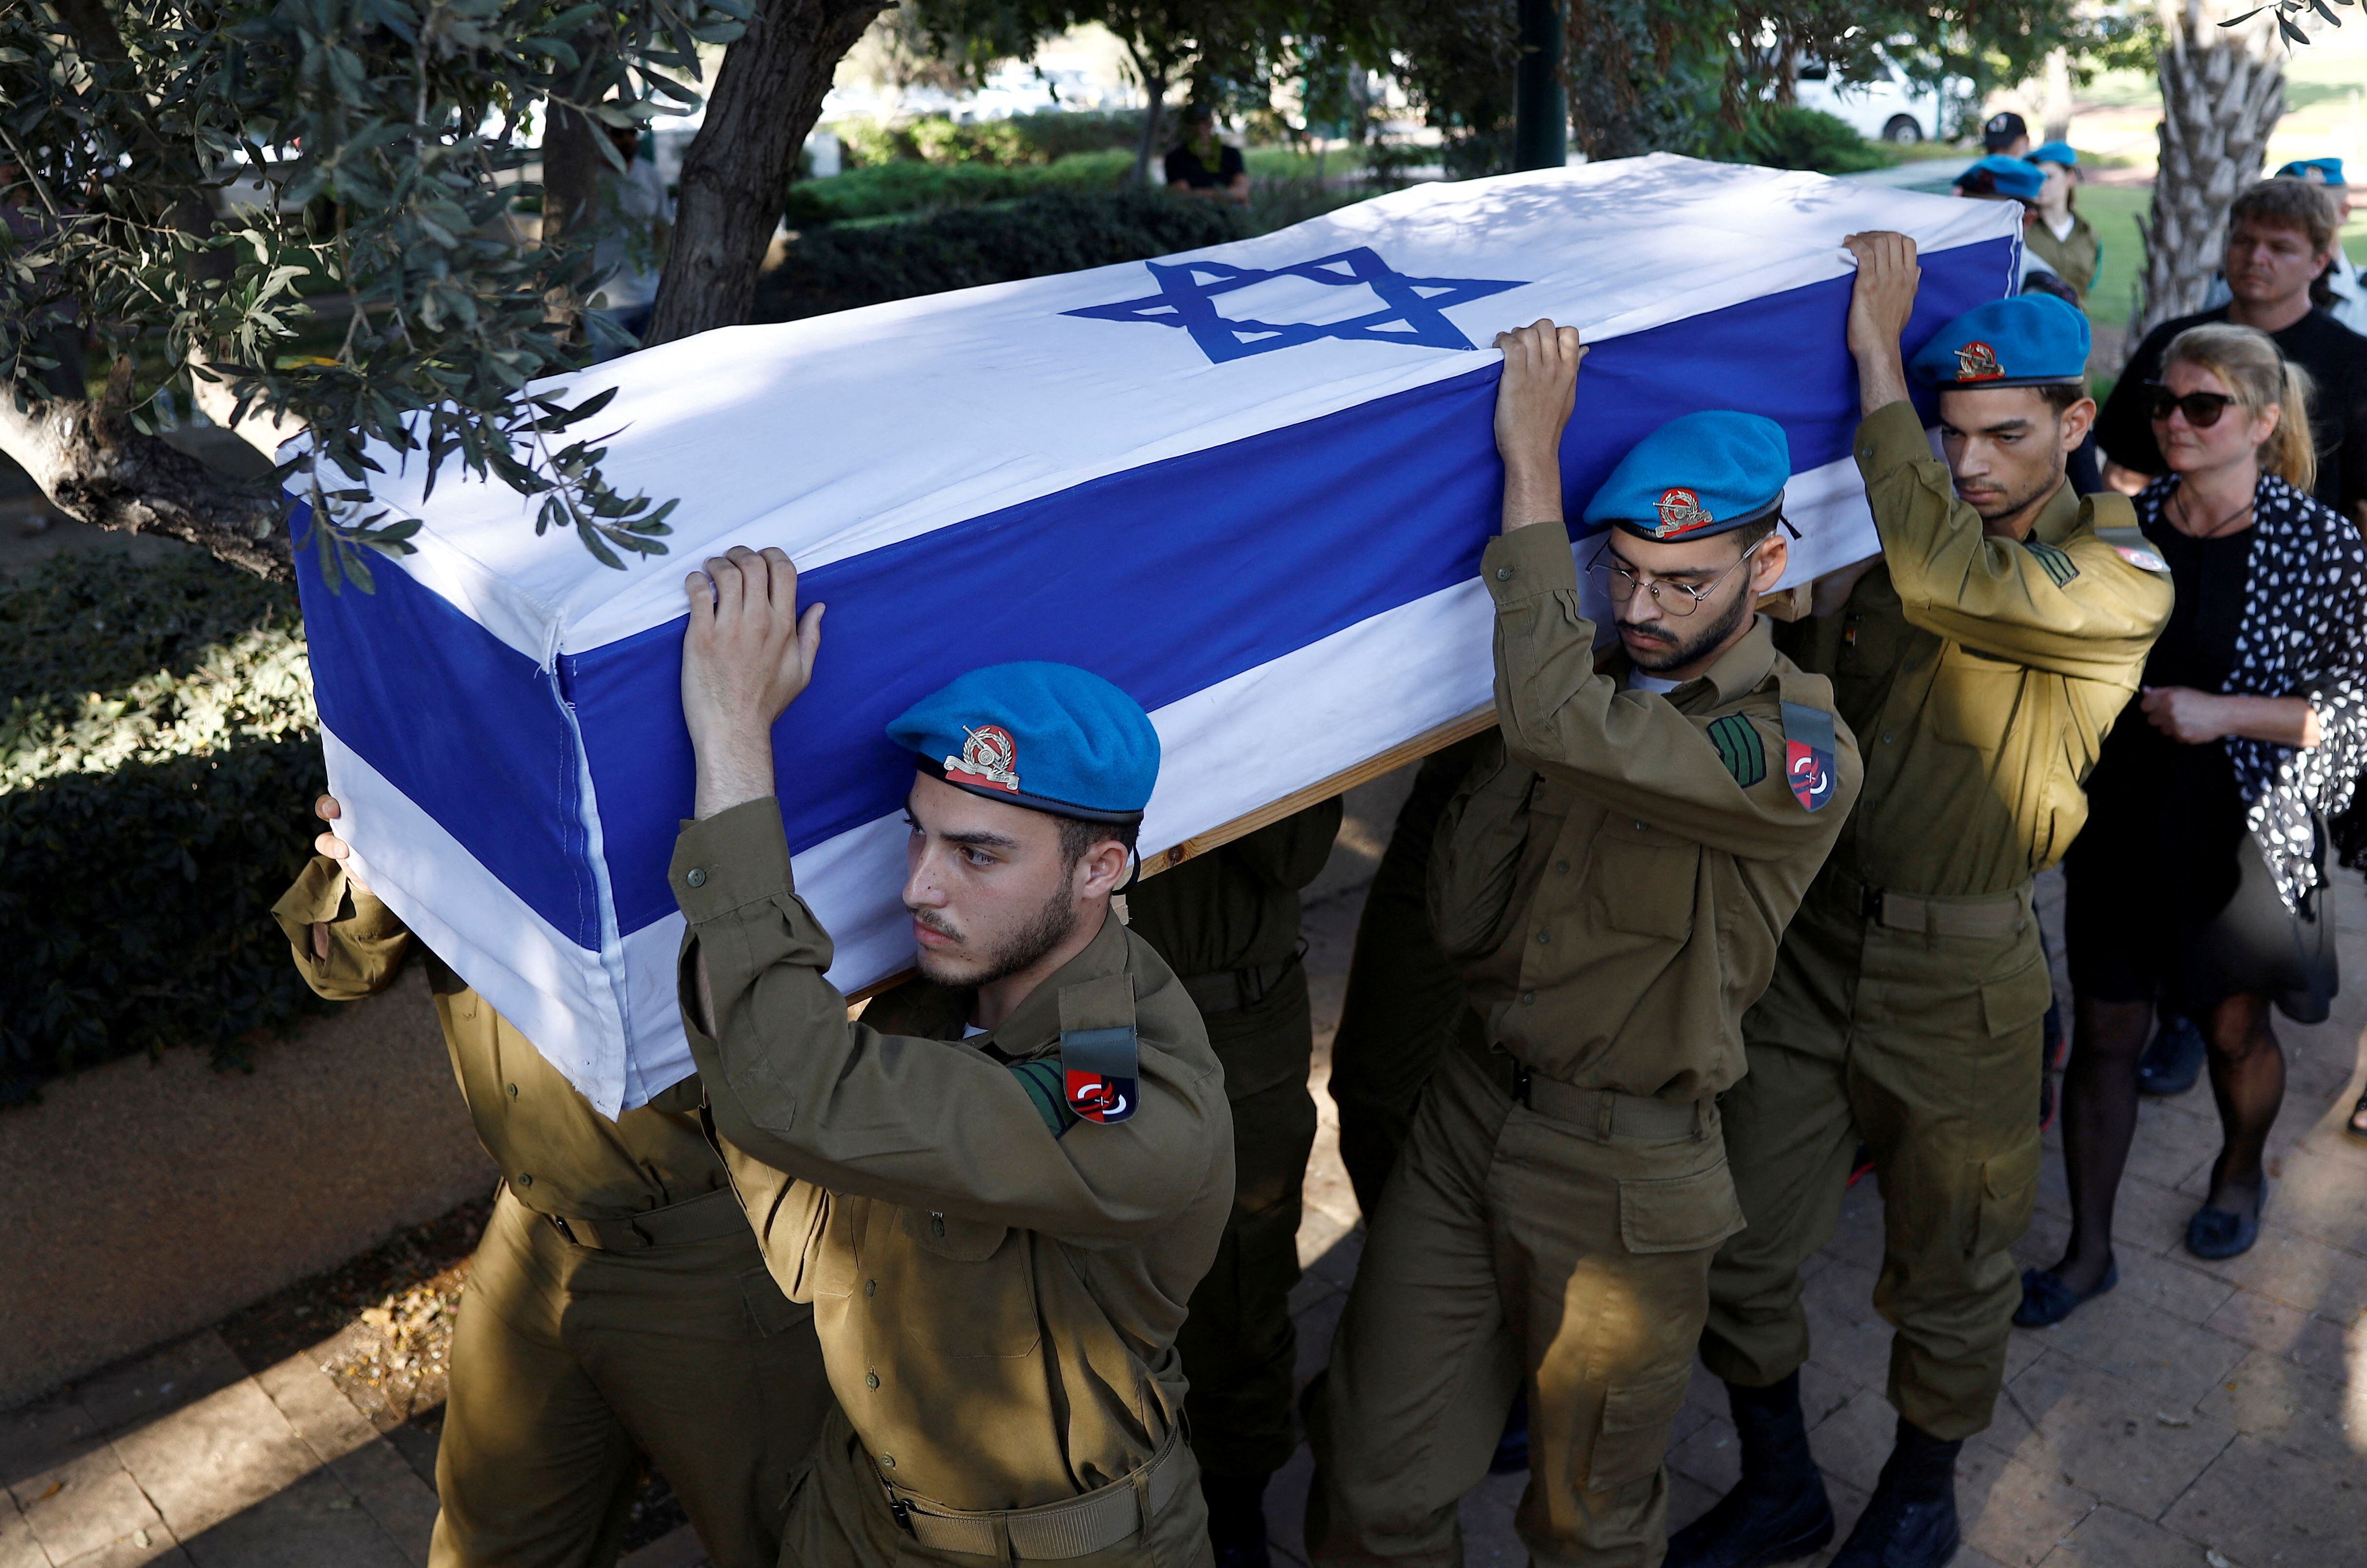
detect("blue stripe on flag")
[565,240,2008,936]
[294,507,606,949]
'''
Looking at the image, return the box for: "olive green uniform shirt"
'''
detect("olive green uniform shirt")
[1450,522,1865,1101]
[1124,800,1343,982]
[271,858,725,1219]
[667,799,1235,1514]
[2023,211,2101,300]
[1780,401,2174,897]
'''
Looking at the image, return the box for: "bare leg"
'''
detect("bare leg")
[2047,996,2153,1294]
[2201,992,2283,1212]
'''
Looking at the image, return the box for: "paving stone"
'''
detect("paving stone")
[1666,1412,1740,1494]
[109,1379,321,1544]
[2096,1173,2221,1264]
[12,1449,166,1567]
[2114,1099,2219,1196]
[313,1440,433,1568]
[176,1469,408,1568]
[0,1487,45,1568]
[1952,1444,2095,1568]
[1793,1381,1895,1496]
[1451,1468,1524,1568]
[53,1541,190,1568]
[70,1340,245,1442]
[2193,1346,2362,1469]
[2173,1217,2367,1323]
[1663,1467,1719,1535]
[1289,1285,1346,1387]
[2042,1501,2209,1568]
[0,1395,99,1495]
[1299,1229,1362,1298]
[2247,1143,2367,1260]
[2160,1434,2365,1568]
[2003,1286,2247,1408]
[1799,1260,1895,1381]
[1799,1471,1870,1568]
[2200,1287,2355,1379]
[1994,1350,2235,1518]
[246,1362,372,1471]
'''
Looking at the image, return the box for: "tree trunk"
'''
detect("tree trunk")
[2132,6,2284,342]
[2040,48,2074,142]
[0,387,289,581]
[1132,78,1169,187]
[540,103,604,249]
[641,0,888,347]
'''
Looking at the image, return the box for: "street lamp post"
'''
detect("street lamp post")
[1513,0,1567,171]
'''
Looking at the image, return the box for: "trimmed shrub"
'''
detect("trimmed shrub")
[1727,106,1895,175]
[756,189,1248,322]
[782,150,1133,227]
[832,110,1147,171]
[0,552,328,1104]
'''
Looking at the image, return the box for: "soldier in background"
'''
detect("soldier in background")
[274,805,831,1568]
[1127,801,1345,1568]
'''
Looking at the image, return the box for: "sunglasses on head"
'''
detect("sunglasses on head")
[2144,384,2238,428]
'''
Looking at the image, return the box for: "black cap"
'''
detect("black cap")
[1983,111,2028,152]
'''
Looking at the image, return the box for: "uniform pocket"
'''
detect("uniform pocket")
[1978,954,2054,1038]
[898,1208,1041,1358]
[1591,821,1700,941]
[1966,1150,2039,1262]
[1617,1161,1746,1255]
[1589,1362,1694,1492]
[1926,642,2027,750]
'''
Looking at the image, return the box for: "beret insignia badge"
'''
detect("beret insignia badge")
[1655,487,1714,538]
[945,723,1021,793]
[1955,340,2005,381]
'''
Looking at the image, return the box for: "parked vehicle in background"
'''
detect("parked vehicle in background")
[1792,48,1965,144]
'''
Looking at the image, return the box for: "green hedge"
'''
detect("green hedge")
[757,189,1248,322]
[832,110,1147,171]
[784,151,1136,227]
[0,553,328,1104]
[1725,106,1896,175]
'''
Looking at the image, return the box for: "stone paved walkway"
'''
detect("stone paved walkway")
[6,774,2364,1568]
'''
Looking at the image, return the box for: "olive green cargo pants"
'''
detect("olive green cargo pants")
[1309,1031,1744,1568]
[1176,966,1320,1481]
[1700,877,2051,1441]
[431,1184,833,1568]
[1329,737,1486,1216]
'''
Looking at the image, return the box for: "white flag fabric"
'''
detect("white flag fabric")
[296,153,2020,1114]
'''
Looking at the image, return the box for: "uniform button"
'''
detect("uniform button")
[1535,929,1550,944]
[1520,991,1535,1006]
[1555,860,1570,874]
[685,867,707,888]
[881,1454,896,1469]
[515,1172,533,1188]
[1495,566,1513,581]
[506,1083,519,1099]
[865,1279,877,1297]
[865,1370,880,1390]
[1633,820,1646,831]
[1882,733,1894,744]
[931,1212,946,1238]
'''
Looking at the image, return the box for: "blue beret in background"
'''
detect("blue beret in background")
[1908,293,2091,389]
[888,661,1160,821]
[2276,157,2346,186]
[1954,154,2045,203]
[2028,140,2079,169]
[1582,411,1790,541]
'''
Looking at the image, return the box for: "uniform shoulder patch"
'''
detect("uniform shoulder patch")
[2024,539,2079,588]
[1007,1059,1078,1138]
[1706,713,1766,789]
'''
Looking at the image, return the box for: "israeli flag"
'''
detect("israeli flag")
[297,154,2020,1114]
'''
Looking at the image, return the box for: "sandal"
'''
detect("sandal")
[2014,1260,2119,1328]
[2347,1092,2367,1142]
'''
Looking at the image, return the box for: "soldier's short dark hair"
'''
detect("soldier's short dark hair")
[2037,382,2088,417]
[2229,178,2340,256]
[1054,812,1141,870]
[1730,513,1782,554]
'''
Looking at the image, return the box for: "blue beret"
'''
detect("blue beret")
[1582,411,1790,542]
[888,662,1160,821]
[1955,154,2045,203]
[2028,140,2078,169]
[2277,157,2346,186]
[1908,293,2090,389]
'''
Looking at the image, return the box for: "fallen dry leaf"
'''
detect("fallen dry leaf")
[2157,1411,2193,1428]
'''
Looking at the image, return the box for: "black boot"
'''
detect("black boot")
[1201,1470,1272,1568]
[1831,1417,1961,1568]
[1666,1373,1834,1568]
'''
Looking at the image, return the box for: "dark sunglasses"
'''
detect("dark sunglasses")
[2144,384,2237,428]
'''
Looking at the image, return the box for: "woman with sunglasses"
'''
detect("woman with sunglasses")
[2020,324,2367,1325]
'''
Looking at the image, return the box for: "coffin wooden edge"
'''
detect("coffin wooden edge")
[844,703,1498,1007]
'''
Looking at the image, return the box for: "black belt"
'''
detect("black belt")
[532,1185,748,1250]
[1178,956,1299,1016]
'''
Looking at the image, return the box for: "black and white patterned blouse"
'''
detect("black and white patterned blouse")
[2138,473,2367,909]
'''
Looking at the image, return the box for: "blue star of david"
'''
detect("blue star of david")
[1063,246,1527,364]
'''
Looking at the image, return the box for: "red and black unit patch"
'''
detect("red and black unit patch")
[1954,340,2005,381]
[1653,486,1716,538]
[1060,1025,1138,1125]
[1780,699,1839,812]
[944,722,1021,793]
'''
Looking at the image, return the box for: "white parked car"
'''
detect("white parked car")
[1791,49,1964,144]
